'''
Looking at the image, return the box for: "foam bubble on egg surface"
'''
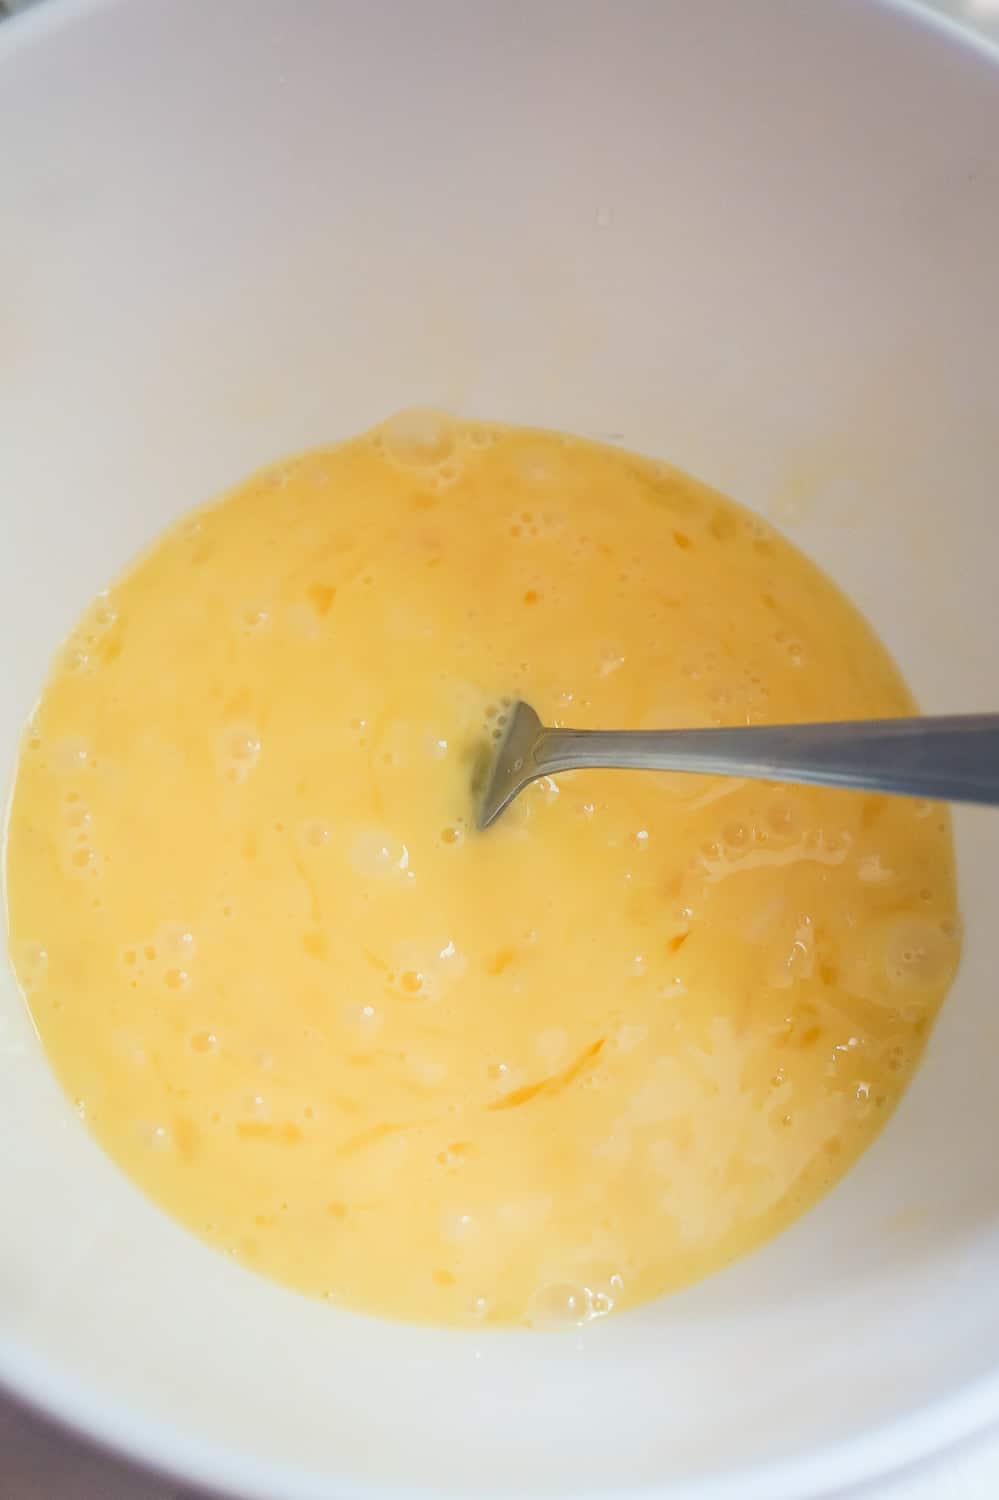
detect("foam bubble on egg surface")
[5,412,960,1326]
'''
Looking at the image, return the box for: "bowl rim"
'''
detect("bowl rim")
[3,1317,999,1500]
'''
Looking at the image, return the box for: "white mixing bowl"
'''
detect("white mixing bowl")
[2,2,999,1496]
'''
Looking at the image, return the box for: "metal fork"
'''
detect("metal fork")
[477,702,999,830]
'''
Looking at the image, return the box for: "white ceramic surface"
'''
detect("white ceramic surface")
[2,2,999,1498]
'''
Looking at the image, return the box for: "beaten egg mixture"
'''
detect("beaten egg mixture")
[5,413,960,1327]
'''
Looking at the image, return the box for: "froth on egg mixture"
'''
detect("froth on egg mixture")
[5,411,960,1328]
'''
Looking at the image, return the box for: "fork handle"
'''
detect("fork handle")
[533,714,999,806]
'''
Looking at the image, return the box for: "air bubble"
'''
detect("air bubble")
[884,1042,907,1074]
[884,918,954,988]
[345,1002,381,1039]
[229,731,261,761]
[379,408,456,467]
[19,942,49,974]
[54,738,91,772]
[160,923,196,959]
[219,726,262,782]
[442,1210,477,1242]
[350,830,413,880]
[527,1281,594,1330]
[300,820,330,848]
[772,628,805,664]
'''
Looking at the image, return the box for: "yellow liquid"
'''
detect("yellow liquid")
[5,413,960,1328]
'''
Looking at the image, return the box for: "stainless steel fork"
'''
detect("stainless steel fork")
[477,702,999,830]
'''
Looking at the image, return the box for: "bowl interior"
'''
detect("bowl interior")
[2,2,999,1497]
